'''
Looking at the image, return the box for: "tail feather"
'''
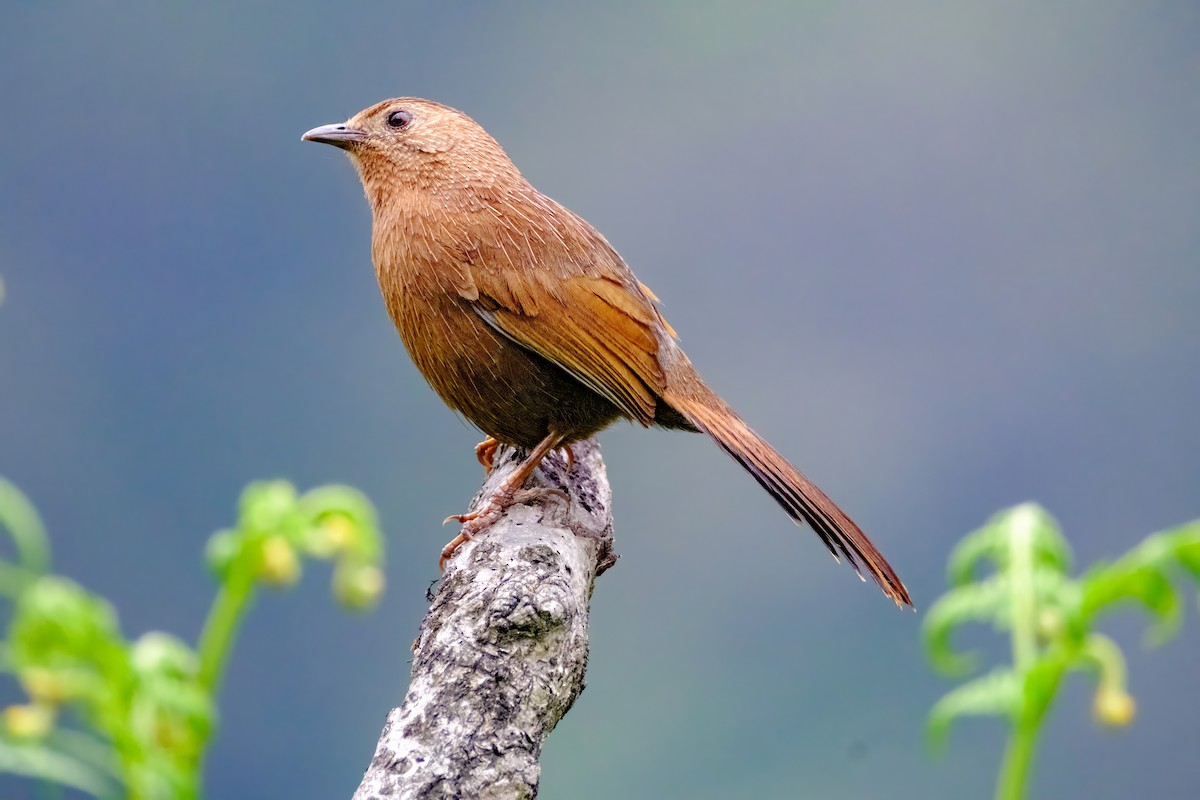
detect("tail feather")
[662,383,912,608]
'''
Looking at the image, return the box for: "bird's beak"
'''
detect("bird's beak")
[301,123,367,149]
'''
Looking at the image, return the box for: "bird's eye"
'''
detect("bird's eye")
[386,110,413,130]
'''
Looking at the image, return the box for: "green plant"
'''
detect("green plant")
[0,476,385,799]
[923,502,1200,800]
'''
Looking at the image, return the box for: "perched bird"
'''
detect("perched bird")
[303,98,910,607]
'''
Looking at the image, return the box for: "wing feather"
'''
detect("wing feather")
[447,190,671,425]
[468,270,663,424]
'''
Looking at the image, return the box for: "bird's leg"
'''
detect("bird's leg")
[474,435,500,473]
[440,431,567,570]
[560,444,574,472]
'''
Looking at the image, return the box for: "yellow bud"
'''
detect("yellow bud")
[260,536,300,586]
[5,704,55,739]
[323,515,356,552]
[154,718,189,751]
[335,564,385,610]
[1036,608,1064,640]
[20,668,72,705]
[1094,688,1136,727]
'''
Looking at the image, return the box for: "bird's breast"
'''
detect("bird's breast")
[370,240,619,446]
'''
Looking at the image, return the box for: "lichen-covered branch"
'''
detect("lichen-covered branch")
[352,438,615,800]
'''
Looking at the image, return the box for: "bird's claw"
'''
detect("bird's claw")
[438,498,508,570]
[513,486,571,507]
[439,531,474,571]
[475,436,500,474]
[438,432,565,572]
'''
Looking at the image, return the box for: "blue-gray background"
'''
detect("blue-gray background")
[2,2,1198,797]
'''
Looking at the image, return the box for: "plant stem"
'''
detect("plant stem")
[189,553,259,799]
[1008,506,1037,671]
[196,555,257,696]
[997,722,1039,800]
[998,504,1042,800]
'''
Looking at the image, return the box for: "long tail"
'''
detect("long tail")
[661,373,912,608]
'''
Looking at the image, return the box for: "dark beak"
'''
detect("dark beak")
[301,123,367,149]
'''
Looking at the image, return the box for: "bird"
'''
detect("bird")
[302,98,911,607]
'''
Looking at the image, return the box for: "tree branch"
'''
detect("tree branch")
[352,438,616,800]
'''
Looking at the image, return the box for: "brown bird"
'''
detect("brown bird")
[303,98,910,607]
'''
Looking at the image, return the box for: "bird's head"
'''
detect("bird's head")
[302,98,523,209]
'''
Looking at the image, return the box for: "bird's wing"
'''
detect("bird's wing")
[453,217,668,425]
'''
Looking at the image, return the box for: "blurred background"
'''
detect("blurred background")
[2,1,1198,797]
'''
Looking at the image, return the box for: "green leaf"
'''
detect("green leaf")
[0,476,387,798]
[45,728,122,781]
[0,739,120,797]
[1020,648,1072,725]
[946,517,1010,586]
[1165,522,1200,580]
[9,577,125,671]
[1029,563,1076,611]
[0,477,51,592]
[947,503,1071,585]
[923,575,1010,676]
[1078,562,1180,646]
[204,529,242,578]
[239,481,300,537]
[928,668,1020,753]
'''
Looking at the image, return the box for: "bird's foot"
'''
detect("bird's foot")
[440,430,570,571]
[437,485,572,570]
[559,444,574,472]
[440,503,502,534]
[513,486,571,508]
[474,436,500,474]
[438,530,473,571]
[439,484,517,570]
